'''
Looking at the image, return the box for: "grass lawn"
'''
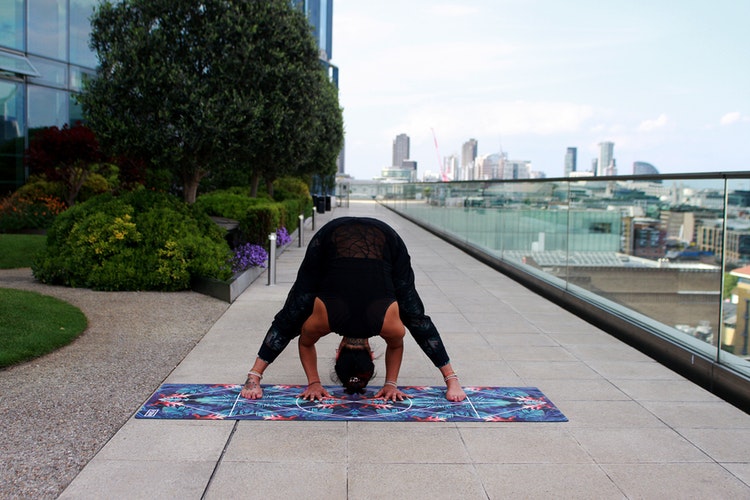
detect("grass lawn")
[0,288,87,368]
[0,234,46,269]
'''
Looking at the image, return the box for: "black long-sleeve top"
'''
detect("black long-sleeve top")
[257,217,450,367]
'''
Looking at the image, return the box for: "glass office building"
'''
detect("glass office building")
[292,0,337,85]
[1,0,99,194]
[1,0,336,194]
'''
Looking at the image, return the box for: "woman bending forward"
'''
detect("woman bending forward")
[240,217,466,402]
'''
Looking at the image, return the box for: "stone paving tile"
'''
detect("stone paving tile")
[569,427,712,463]
[601,463,750,499]
[206,462,347,500]
[475,463,624,499]
[348,463,487,500]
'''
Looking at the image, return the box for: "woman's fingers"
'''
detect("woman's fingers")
[301,387,331,401]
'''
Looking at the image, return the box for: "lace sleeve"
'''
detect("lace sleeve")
[257,229,327,363]
[388,226,450,368]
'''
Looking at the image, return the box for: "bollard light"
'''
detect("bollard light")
[298,214,304,247]
[267,232,277,286]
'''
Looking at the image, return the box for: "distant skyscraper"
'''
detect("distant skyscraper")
[392,133,410,167]
[597,142,615,176]
[481,153,503,179]
[292,0,337,84]
[443,154,458,181]
[565,147,577,177]
[462,139,478,180]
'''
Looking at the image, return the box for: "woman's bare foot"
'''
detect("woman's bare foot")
[240,374,263,399]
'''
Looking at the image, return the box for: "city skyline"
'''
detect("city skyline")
[332,0,750,180]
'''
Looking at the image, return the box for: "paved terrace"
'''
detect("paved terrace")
[61,201,750,499]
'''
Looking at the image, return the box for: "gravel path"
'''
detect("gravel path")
[0,269,230,499]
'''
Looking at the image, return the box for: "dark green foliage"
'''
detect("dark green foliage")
[194,180,311,245]
[241,205,282,247]
[31,190,232,290]
[79,0,341,203]
[193,191,268,221]
[273,177,312,203]
[194,191,279,246]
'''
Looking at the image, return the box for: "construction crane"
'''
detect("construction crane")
[431,128,450,182]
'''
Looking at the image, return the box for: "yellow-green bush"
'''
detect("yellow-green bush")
[32,190,232,290]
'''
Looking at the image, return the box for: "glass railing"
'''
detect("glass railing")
[351,173,750,383]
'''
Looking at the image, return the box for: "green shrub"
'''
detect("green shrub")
[15,175,67,201]
[193,191,266,220]
[241,204,281,245]
[274,177,312,220]
[273,176,311,202]
[195,180,312,246]
[0,191,67,233]
[32,190,232,290]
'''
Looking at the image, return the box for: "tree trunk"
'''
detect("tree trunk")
[266,178,275,198]
[66,163,88,206]
[183,171,202,204]
[250,173,260,198]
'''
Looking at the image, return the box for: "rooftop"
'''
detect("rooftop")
[60,201,750,499]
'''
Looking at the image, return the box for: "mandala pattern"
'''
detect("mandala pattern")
[136,385,567,422]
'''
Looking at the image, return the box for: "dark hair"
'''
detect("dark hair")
[334,347,375,395]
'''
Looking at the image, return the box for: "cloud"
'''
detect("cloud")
[638,113,669,132]
[430,3,480,17]
[720,111,748,126]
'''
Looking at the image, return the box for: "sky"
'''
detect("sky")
[331,0,750,180]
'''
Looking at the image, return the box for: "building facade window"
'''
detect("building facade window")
[0,0,97,193]
[0,81,26,192]
[28,86,68,132]
[0,1,25,50]
[28,0,68,60]
[70,0,98,67]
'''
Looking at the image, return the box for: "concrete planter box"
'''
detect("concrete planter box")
[192,265,265,303]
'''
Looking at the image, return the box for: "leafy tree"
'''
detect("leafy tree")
[79,0,336,203]
[285,74,344,196]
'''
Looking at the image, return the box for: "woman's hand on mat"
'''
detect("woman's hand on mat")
[374,385,411,402]
[300,381,330,401]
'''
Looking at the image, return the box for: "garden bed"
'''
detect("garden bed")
[191,227,298,303]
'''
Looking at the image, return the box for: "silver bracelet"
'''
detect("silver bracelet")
[444,373,458,382]
[248,370,263,380]
[384,380,398,388]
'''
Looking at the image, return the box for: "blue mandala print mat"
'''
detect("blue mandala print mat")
[135,384,567,422]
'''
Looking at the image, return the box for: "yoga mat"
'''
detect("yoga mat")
[136,384,567,422]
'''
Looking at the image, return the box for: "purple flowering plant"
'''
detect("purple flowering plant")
[231,243,268,274]
[276,226,292,247]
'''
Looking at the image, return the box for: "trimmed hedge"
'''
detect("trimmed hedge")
[31,190,232,290]
[194,177,312,246]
